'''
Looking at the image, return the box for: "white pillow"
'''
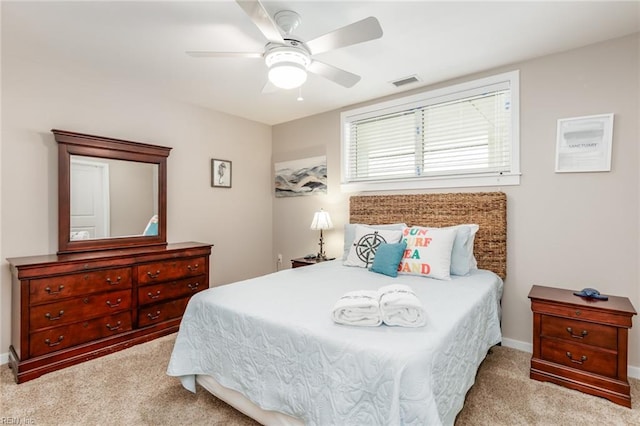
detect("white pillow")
[344,225,404,268]
[446,224,479,276]
[398,226,457,280]
[342,223,407,260]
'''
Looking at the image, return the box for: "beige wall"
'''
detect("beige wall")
[273,34,640,372]
[0,55,273,359]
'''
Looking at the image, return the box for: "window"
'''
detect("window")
[341,71,520,191]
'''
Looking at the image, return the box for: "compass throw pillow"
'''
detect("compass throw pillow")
[344,225,404,268]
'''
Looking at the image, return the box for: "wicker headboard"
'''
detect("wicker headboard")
[349,192,507,279]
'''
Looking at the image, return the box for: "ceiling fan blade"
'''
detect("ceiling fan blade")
[308,61,361,88]
[236,0,285,44]
[186,51,263,59]
[306,16,383,55]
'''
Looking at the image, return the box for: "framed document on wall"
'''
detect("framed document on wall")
[555,113,613,173]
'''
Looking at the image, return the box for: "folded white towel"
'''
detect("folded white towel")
[331,290,382,327]
[379,284,426,327]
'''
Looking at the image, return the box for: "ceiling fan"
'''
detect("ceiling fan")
[187,0,383,91]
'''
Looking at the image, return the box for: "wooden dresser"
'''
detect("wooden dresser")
[528,285,636,407]
[8,241,212,383]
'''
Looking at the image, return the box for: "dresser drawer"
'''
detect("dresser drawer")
[137,257,205,285]
[138,297,190,327]
[30,311,132,357]
[541,315,617,350]
[30,289,132,330]
[29,268,132,305]
[540,337,617,378]
[138,276,206,306]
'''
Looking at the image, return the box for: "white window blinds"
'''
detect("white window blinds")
[342,71,519,190]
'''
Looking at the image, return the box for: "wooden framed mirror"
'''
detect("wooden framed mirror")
[54,129,171,254]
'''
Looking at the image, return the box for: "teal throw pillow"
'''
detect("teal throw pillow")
[370,241,407,277]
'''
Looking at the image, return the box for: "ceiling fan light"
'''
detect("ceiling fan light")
[268,62,308,90]
[264,47,311,90]
[265,49,311,69]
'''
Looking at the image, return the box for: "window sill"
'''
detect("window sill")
[340,173,520,193]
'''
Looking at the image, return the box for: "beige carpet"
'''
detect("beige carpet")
[1,334,638,425]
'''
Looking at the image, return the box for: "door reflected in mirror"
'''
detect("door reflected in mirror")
[70,155,159,240]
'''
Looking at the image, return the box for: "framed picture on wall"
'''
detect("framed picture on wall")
[555,113,614,173]
[211,159,232,188]
[274,156,327,197]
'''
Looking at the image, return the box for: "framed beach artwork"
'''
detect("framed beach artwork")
[274,156,327,197]
[555,113,614,173]
[211,159,232,188]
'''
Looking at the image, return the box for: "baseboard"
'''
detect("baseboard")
[4,339,638,380]
[629,365,640,380]
[501,337,533,354]
[501,337,640,380]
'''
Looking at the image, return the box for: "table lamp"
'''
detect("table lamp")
[310,209,333,260]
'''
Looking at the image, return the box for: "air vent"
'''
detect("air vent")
[390,75,421,87]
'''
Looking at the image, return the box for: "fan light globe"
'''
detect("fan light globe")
[265,48,310,90]
[268,63,307,89]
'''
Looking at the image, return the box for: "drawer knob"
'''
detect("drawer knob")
[45,336,64,347]
[44,285,65,295]
[147,311,161,321]
[106,298,122,308]
[566,351,587,365]
[187,264,200,272]
[44,310,64,321]
[147,290,161,300]
[566,327,588,339]
[106,276,122,286]
[106,321,122,331]
[574,310,581,316]
[147,270,161,279]
[187,282,200,292]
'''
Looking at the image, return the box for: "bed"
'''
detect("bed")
[167,192,507,426]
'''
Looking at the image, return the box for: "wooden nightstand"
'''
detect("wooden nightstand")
[528,285,636,407]
[291,257,335,268]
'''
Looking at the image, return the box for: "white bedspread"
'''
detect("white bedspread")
[167,261,503,426]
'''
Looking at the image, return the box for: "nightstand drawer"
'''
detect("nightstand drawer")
[540,338,617,378]
[541,315,617,350]
[531,299,630,327]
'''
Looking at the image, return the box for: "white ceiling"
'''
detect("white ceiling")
[2,1,639,125]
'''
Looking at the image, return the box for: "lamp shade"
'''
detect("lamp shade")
[310,209,333,230]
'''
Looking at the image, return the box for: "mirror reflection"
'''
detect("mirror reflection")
[70,155,159,240]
